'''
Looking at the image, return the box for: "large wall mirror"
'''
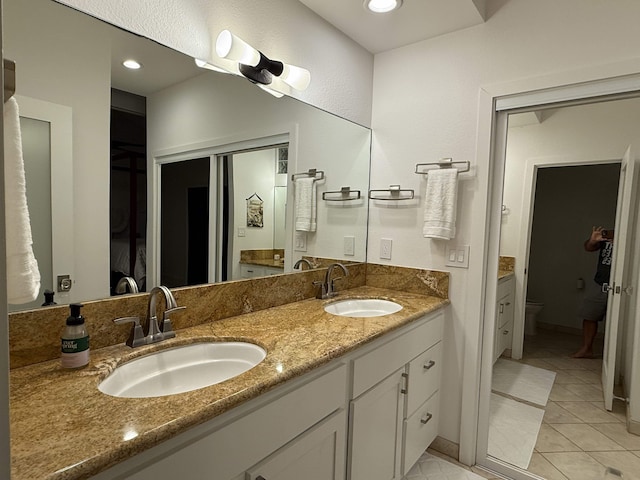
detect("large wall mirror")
[5,0,371,310]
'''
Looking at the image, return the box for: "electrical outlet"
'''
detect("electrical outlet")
[344,236,355,256]
[295,232,307,252]
[380,238,392,260]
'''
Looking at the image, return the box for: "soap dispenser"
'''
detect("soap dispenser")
[61,303,90,369]
[42,289,57,306]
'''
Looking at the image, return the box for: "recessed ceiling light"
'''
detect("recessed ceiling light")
[122,59,142,70]
[364,0,402,14]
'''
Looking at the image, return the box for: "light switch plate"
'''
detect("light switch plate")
[445,245,470,268]
[237,227,246,237]
[344,236,355,256]
[295,232,307,252]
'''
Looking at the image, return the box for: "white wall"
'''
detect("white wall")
[5,0,112,302]
[370,0,640,444]
[54,0,374,127]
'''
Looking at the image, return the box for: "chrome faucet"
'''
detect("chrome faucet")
[114,285,186,347]
[293,258,313,270]
[115,276,139,294]
[314,263,349,299]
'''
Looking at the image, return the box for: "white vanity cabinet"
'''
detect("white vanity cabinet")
[240,264,283,278]
[240,264,266,278]
[349,311,444,480]
[94,363,348,480]
[494,275,515,363]
[93,308,445,480]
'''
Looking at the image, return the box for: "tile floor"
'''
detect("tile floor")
[509,328,640,479]
[406,451,505,480]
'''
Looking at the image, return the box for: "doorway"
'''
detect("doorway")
[476,94,640,479]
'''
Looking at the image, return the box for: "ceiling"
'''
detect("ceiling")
[298,0,489,54]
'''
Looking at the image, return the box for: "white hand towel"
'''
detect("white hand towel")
[422,168,458,240]
[294,177,317,232]
[4,97,41,303]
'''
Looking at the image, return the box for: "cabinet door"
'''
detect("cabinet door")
[349,368,404,480]
[246,410,346,480]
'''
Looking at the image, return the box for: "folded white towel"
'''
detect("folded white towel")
[422,168,458,240]
[4,97,41,304]
[294,177,317,232]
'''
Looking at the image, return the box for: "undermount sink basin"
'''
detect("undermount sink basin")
[98,342,266,398]
[324,298,402,317]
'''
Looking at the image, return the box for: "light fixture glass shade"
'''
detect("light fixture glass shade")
[280,63,311,91]
[216,30,260,67]
[364,0,402,13]
[194,58,241,75]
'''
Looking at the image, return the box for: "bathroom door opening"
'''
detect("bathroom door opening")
[521,163,620,357]
[475,90,640,480]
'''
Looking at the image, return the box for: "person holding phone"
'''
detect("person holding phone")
[572,226,613,358]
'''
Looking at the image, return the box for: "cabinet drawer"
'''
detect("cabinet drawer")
[406,342,442,417]
[402,391,440,475]
[498,320,513,357]
[352,312,444,398]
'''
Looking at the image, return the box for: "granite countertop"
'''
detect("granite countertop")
[498,270,515,280]
[10,286,449,480]
[239,259,285,269]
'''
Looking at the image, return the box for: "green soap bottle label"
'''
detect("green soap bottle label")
[61,336,89,353]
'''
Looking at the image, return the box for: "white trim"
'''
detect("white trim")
[495,74,640,111]
[462,68,640,477]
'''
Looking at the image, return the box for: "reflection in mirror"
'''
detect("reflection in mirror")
[10,117,52,312]
[487,96,640,475]
[6,0,371,310]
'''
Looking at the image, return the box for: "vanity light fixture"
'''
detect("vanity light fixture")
[205,29,311,96]
[364,0,403,13]
[122,59,142,70]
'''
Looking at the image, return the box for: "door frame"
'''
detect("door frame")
[149,127,294,288]
[459,63,640,478]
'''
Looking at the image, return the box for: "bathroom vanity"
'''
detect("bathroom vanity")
[494,273,515,363]
[9,285,448,480]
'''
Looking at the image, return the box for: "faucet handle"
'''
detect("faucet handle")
[114,316,146,348]
[160,306,186,338]
[313,281,328,299]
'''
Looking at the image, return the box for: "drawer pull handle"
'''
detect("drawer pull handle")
[401,372,408,394]
[503,330,509,335]
[420,413,433,424]
[423,360,436,370]
[257,476,266,480]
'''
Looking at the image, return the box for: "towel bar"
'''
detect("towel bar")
[368,185,414,201]
[291,168,324,181]
[415,158,470,174]
[322,186,361,201]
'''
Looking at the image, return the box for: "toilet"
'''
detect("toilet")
[525,300,544,335]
